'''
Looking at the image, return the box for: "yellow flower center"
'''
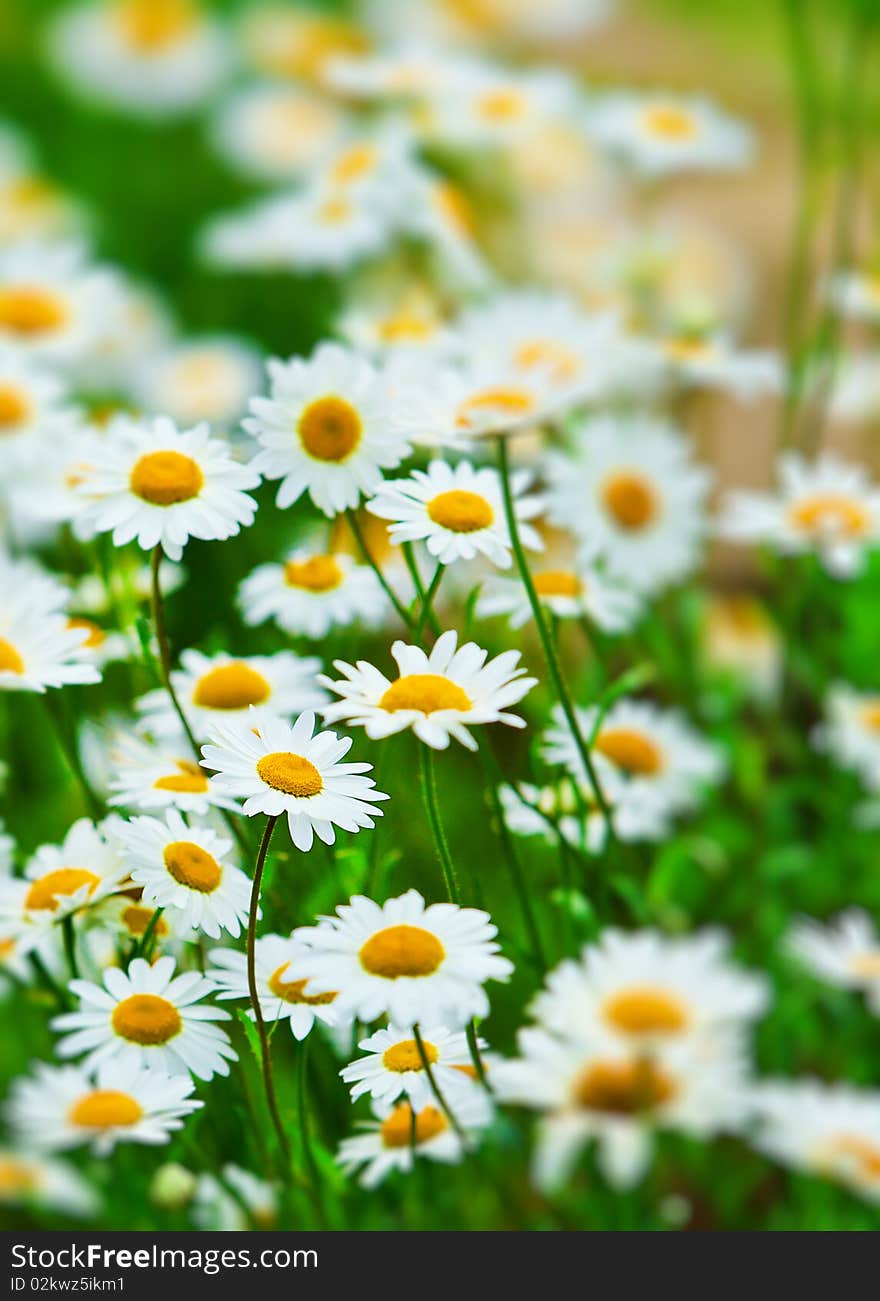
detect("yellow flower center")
[0,937,17,962]
[0,286,68,337]
[256,752,323,797]
[514,340,579,383]
[575,1058,676,1115]
[477,89,527,122]
[111,993,182,1045]
[377,312,436,344]
[426,489,494,533]
[380,1103,447,1148]
[268,962,337,1005]
[153,758,210,794]
[67,617,106,649]
[0,638,25,675]
[360,924,445,979]
[69,1089,144,1129]
[850,951,880,978]
[533,570,581,598]
[192,663,272,712]
[601,472,658,531]
[433,182,473,235]
[820,1134,880,1182]
[643,105,698,141]
[859,701,880,732]
[603,987,689,1036]
[317,197,353,226]
[595,727,663,776]
[379,674,472,715]
[297,395,362,462]
[114,0,197,51]
[789,493,870,540]
[0,384,30,429]
[330,144,378,185]
[382,1038,438,1073]
[455,386,535,430]
[162,840,222,894]
[25,869,101,912]
[121,905,169,939]
[0,1158,39,1195]
[130,450,204,506]
[664,336,712,362]
[284,555,344,592]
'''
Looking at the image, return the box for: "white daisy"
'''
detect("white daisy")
[238,549,384,639]
[0,241,120,366]
[367,459,544,569]
[0,1149,100,1217]
[210,82,348,183]
[788,911,880,1014]
[498,775,671,851]
[750,1079,880,1203]
[654,329,783,400]
[206,933,341,1040]
[827,269,880,325]
[337,1092,493,1188]
[88,892,186,956]
[814,683,880,792]
[200,709,388,851]
[114,810,250,940]
[830,353,880,426]
[292,888,513,1026]
[325,47,481,102]
[546,414,712,595]
[130,336,263,429]
[719,452,880,579]
[52,954,236,1081]
[699,594,782,701]
[341,1023,482,1109]
[193,1164,277,1231]
[239,6,368,83]
[587,92,753,177]
[245,343,415,516]
[6,1058,201,1155]
[320,630,536,751]
[0,345,71,470]
[0,600,101,693]
[73,415,260,562]
[337,289,454,360]
[419,65,579,149]
[477,559,641,634]
[135,649,326,740]
[107,730,242,816]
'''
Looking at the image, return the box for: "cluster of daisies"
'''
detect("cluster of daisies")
[1,0,880,1229]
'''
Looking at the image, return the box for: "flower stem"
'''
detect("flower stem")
[61,915,79,981]
[414,564,444,642]
[419,744,461,904]
[346,509,414,630]
[42,693,103,820]
[466,1021,493,1095]
[477,745,545,968]
[412,1023,468,1147]
[134,906,165,961]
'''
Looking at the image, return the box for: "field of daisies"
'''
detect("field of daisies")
[0,0,879,1234]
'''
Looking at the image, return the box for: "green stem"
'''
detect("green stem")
[134,906,165,961]
[465,1020,492,1094]
[61,915,79,981]
[419,744,461,903]
[414,564,444,641]
[412,1024,468,1147]
[477,746,545,968]
[346,510,414,629]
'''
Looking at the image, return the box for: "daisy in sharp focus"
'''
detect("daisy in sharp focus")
[719,452,880,580]
[477,555,641,634]
[200,709,388,851]
[52,955,236,1082]
[6,1059,201,1155]
[813,683,880,793]
[586,91,753,177]
[0,1149,99,1217]
[366,458,544,568]
[319,629,537,751]
[135,649,326,740]
[341,1023,484,1109]
[0,241,120,366]
[206,933,341,1041]
[130,336,262,429]
[546,414,712,595]
[73,415,260,562]
[114,810,250,940]
[107,729,242,816]
[244,342,415,516]
[292,888,513,1026]
[788,911,880,1015]
[238,549,384,639]
[337,1091,493,1189]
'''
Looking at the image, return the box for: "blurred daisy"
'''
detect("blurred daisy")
[292,888,513,1026]
[52,954,235,1081]
[46,0,232,119]
[238,549,384,639]
[814,683,880,792]
[89,893,180,954]
[74,415,260,561]
[0,1149,99,1217]
[0,601,101,693]
[420,66,578,149]
[114,810,250,940]
[245,343,414,516]
[547,414,712,595]
[830,354,880,425]
[444,0,614,43]
[107,731,242,816]
[0,346,71,470]
[193,1164,277,1232]
[499,775,671,850]
[719,452,880,579]
[325,48,479,102]
[827,269,880,326]
[337,1092,492,1188]
[320,629,537,751]
[239,5,367,83]
[211,83,348,183]
[338,288,453,359]
[367,459,544,568]
[200,709,388,851]
[6,1059,201,1155]
[655,329,783,400]
[341,1023,481,1109]
[136,649,326,740]
[477,559,640,633]
[130,336,262,428]
[700,593,782,701]
[587,92,753,177]
[788,911,880,1014]
[751,1079,880,1203]
[0,242,119,366]
[64,617,133,671]
[207,933,340,1041]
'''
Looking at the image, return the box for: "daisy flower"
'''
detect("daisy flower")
[46,0,232,119]
[655,329,783,400]
[0,601,101,693]
[498,775,671,851]
[200,710,388,852]
[52,954,236,1082]
[586,92,753,177]
[238,549,384,639]
[130,336,262,429]
[477,558,641,633]
[719,452,880,580]
[292,888,513,1026]
[206,933,341,1040]
[210,83,348,183]
[341,1023,483,1109]
[788,911,880,1015]
[700,594,782,701]
[193,1164,277,1232]
[419,66,578,149]
[750,1079,880,1203]
[320,630,537,751]
[114,811,250,940]
[239,6,367,84]
[135,649,326,740]
[0,241,120,366]
[546,414,712,595]
[366,459,544,568]
[814,683,880,792]
[0,1149,100,1217]
[107,730,242,816]
[6,1059,201,1155]
[244,343,414,516]
[73,415,260,562]
[337,1092,493,1189]
[827,268,880,325]
[0,345,71,470]
[88,893,183,955]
